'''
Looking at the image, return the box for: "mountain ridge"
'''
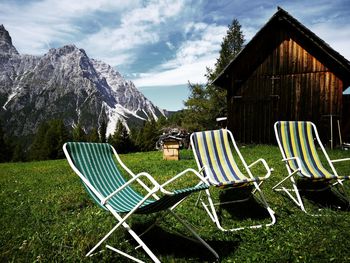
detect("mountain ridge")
[0,25,165,138]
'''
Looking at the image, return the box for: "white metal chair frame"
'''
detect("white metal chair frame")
[273,122,350,214]
[63,143,219,263]
[190,129,276,232]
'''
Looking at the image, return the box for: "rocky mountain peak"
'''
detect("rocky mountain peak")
[0,25,12,44]
[48,44,83,56]
[0,25,19,55]
[0,27,166,139]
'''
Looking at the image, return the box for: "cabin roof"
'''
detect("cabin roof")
[213,7,350,88]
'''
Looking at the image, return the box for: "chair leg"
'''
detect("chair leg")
[273,170,309,213]
[86,210,161,263]
[252,182,276,227]
[331,180,350,207]
[86,207,219,262]
[168,210,219,260]
[201,186,276,232]
[273,175,321,214]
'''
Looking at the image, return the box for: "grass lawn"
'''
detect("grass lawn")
[1,145,350,262]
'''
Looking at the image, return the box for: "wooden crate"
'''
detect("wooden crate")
[163,141,180,160]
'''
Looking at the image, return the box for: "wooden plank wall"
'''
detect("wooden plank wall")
[228,31,343,144]
[343,95,350,143]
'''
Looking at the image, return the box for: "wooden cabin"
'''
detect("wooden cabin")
[213,7,350,144]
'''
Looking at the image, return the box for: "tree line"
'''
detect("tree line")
[0,117,168,162]
[0,18,244,163]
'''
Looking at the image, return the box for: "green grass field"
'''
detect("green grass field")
[1,145,350,262]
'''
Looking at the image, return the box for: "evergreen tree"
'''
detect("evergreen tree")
[0,121,7,162]
[43,119,70,159]
[109,120,134,153]
[29,119,70,160]
[29,121,50,160]
[129,127,141,152]
[210,19,245,80]
[166,110,186,127]
[87,127,99,142]
[0,121,11,162]
[137,118,160,151]
[182,83,214,131]
[12,142,25,162]
[72,122,86,142]
[55,120,70,159]
[99,120,107,143]
[109,120,123,150]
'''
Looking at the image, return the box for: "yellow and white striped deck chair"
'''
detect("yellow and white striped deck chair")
[190,129,276,231]
[273,121,350,213]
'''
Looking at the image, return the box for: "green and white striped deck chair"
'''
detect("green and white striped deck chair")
[190,129,276,231]
[273,121,350,213]
[63,142,218,262]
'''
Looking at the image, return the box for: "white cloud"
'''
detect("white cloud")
[121,0,184,26]
[311,23,350,61]
[78,24,159,66]
[133,55,217,86]
[134,22,227,86]
[0,0,183,60]
[0,0,139,55]
[77,0,185,67]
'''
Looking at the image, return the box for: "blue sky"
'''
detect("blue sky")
[1,0,350,110]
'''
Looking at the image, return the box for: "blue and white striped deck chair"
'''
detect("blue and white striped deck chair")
[273,121,350,214]
[63,142,218,262]
[190,129,276,231]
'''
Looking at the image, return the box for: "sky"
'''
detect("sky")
[1,0,350,110]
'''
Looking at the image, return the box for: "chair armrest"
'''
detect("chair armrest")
[101,172,160,205]
[159,168,210,195]
[282,157,302,171]
[281,157,311,178]
[247,158,272,179]
[330,157,350,163]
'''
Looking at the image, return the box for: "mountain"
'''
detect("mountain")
[0,25,165,138]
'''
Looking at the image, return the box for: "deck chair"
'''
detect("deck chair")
[273,121,350,214]
[190,129,276,232]
[63,142,219,262]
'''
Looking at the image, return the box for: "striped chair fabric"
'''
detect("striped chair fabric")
[191,129,259,187]
[275,121,336,180]
[66,142,208,214]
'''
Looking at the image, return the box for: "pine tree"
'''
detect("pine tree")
[208,18,245,81]
[87,127,99,142]
[0,121,6,162]
[29,121,50,160]
[44,119,70,159]
[137,118,160,151]
[72,122,86,142]
[55,120,70,159]
[109,120,135,153]
[29,119,70,160]
[182,83,214,131]
[12,142,25,162]
[0,121,10,162]
[99,120,107,143]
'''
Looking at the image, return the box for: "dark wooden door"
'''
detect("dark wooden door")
[230,96,279,143]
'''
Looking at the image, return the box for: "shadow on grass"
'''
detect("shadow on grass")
[297,180,350,211]
[218,187,271,220]
[131,224,240,261]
